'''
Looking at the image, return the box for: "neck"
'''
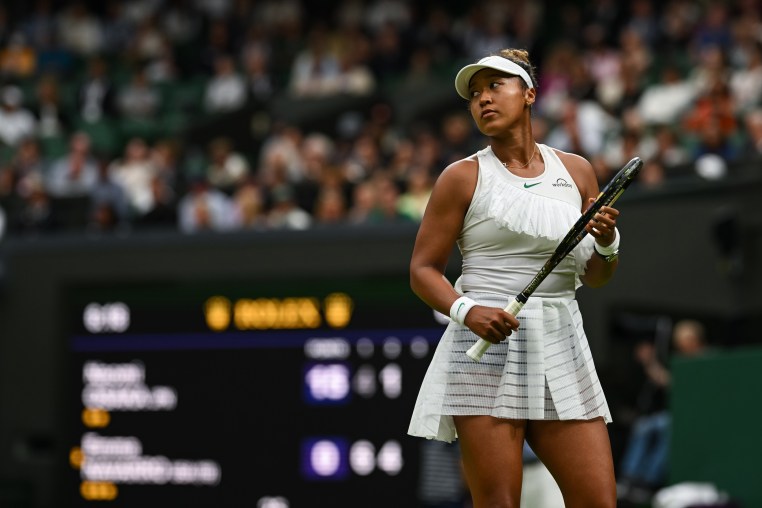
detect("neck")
[492,140,538,170]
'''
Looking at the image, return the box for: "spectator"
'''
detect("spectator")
[161,0,202,47]
[544,98,618,159]
[266,184,312,230]
[624,0,660,49]
[57,1,104,57]
[90,157,129,227]
[130,14,166,63]
[0,86,37,148]
[460,7,513,60]
[691,1,733,56]
[415,7,460,68]
[368,22,408,83]
[637,64,697,126]
[32,74,71,139]
[618,25,652,84]
[197,19,235,75]
[241,45,274,102]
[206,137,250,192]
[397,169,432,222]
[10,174,57,235]
[682,78,739,160]
[346,180,377,225]
[137,176,177,229]
[177,178,235,233]
[2,137,48,199]
[367,174,410,224]
[117,66,160,120]
[21,0,57,52]
[258,125,305,186]
[288,26,341,97]
[729,41,762,115]
[364,0,412,34]
[324,42,376,96]
[108,137,158,217]
[204,54,247,113]
[150,138,181,190]
[651,124,691,170]
[582,23,621,86]
[386,138,416,180]
[535,42,577,120]
[100,0,133,55]
[344,133,383,183]
[143,37,180,84]
[45,132,99,198]
[77,56,118,123]
[439,113,475,168]
[231,178,266,230]
[601,121,657,173]
[313,187,347,226]
[617,319,709,505]
[0,31,37,78]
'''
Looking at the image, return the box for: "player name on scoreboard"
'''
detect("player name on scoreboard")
[71,361,222,501]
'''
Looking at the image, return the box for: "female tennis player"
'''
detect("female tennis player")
[408,48,621,508]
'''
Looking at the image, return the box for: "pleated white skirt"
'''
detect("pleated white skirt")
[408,292,611,443]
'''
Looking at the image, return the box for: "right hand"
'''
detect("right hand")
[464,305,520,344]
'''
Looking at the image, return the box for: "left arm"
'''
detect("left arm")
[555,150,619,288]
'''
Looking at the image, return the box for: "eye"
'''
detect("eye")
[490,81,501,89]
[470,90,480,98]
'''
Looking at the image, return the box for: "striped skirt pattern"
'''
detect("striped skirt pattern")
[408,293,611,443]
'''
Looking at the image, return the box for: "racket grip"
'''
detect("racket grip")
[465,338,492,362]
[465,299,525,362]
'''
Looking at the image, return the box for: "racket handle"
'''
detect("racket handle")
[465,299,525,362]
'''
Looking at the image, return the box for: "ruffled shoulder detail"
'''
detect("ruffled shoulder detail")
[470,146,582,242]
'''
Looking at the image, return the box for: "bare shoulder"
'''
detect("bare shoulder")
[551,147,594,174]
[438,156,478,184]
[550,147,597,200]
[416,156,478,238]
[433,156,478,199]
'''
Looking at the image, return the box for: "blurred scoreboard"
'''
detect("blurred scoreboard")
[64,276,448,507]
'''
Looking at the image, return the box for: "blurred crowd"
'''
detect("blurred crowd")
[0,0,761,238]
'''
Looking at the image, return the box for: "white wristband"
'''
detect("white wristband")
[594,227,620,256]
[449,296,477,325]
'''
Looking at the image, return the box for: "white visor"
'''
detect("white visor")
[454,55,534,99]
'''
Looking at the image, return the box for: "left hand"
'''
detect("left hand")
[585,198,619,247]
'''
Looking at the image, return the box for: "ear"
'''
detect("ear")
[524,87,536,106]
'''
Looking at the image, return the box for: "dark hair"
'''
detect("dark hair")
[497,48,538,89]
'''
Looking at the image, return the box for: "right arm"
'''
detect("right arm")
[409,159,519,344]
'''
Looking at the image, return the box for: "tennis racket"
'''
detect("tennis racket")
[465,156,643,362]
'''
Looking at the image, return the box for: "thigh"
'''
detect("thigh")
[525,418,616,508]
[454,415,526,508]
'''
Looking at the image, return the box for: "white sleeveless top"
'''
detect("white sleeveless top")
[456,143,594,299]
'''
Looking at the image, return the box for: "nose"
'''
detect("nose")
[478,89,492,105]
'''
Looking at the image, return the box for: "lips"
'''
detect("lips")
[481,109,497,118]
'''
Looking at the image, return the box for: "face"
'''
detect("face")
[467,69,534,136]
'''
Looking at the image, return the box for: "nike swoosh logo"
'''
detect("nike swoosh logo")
[457,302,465,315]
[523,182,542,188]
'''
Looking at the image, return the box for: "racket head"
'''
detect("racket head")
[598,157,643,207]
[554,157,643,258]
